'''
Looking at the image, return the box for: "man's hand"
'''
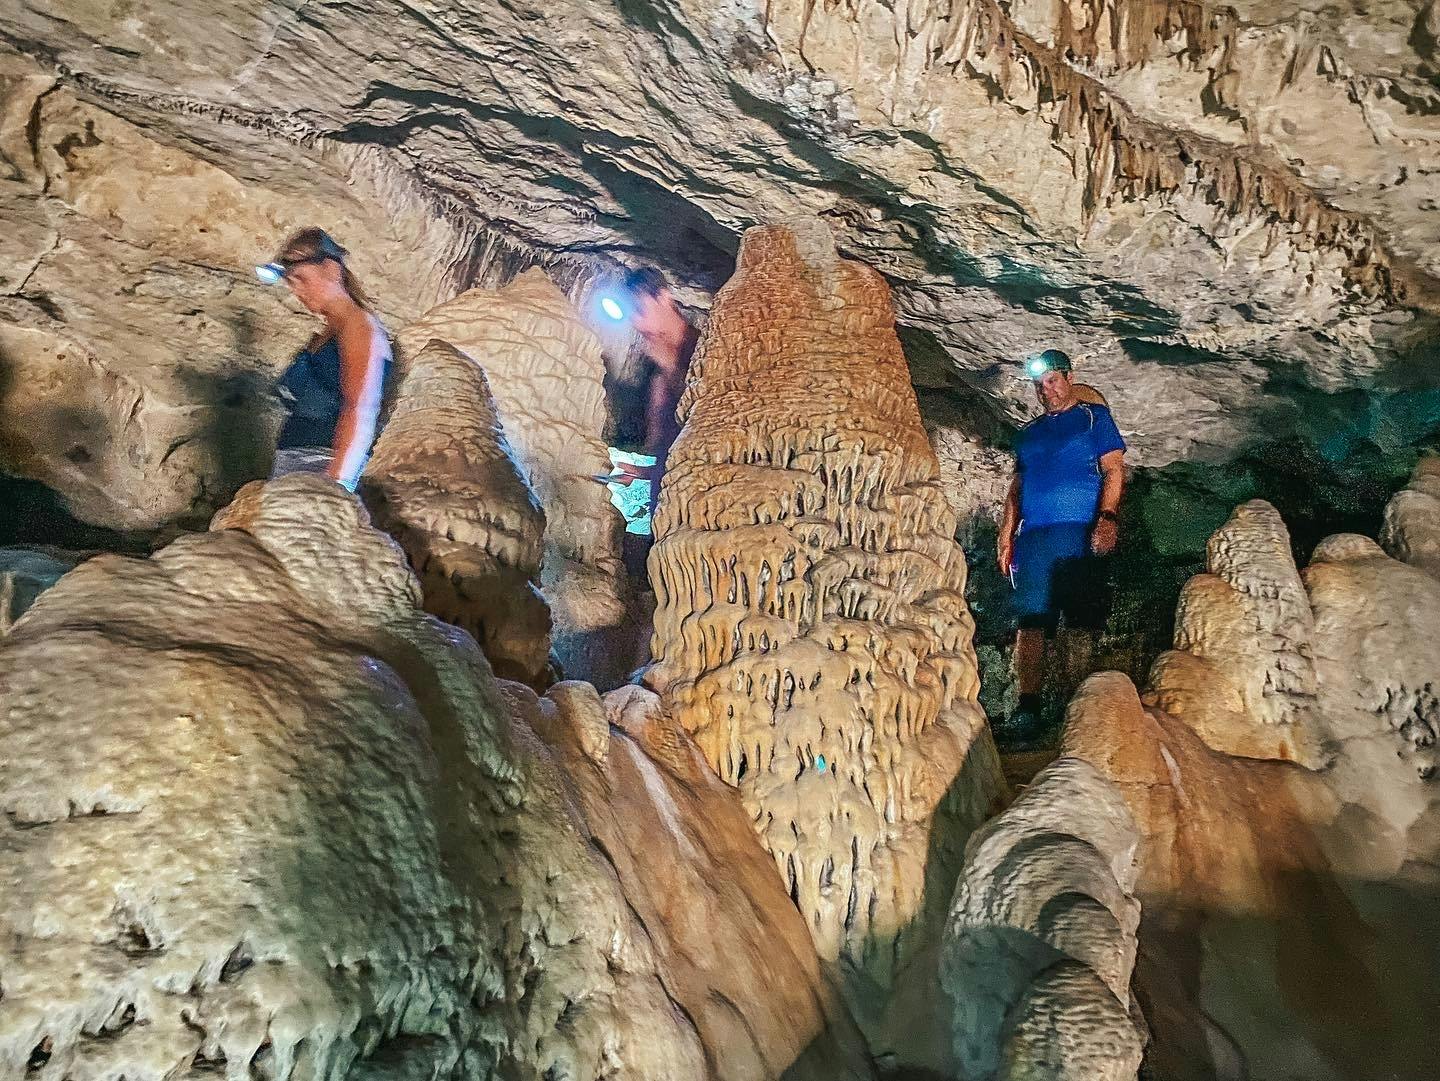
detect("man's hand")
[997,531,1015,577]
[1091,516,1119,555]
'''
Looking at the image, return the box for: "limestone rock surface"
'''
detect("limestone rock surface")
[0,476,875,1081]
[0,50,474,531]
[3,0,1438,495]
[361,338,552,687]
[648,217,1007,1073]
[1060,467,1440,1081]
[397,271,630,687]
[944,756,1144,1081]
[0,547,80,633]
[1380,453,1440,580]
[1150,500,1324,765]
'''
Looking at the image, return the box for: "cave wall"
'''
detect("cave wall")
[0,49,485,532]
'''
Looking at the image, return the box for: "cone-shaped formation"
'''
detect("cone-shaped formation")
[647,217,1006,1066]
[397,271,628,685]
[1150,499,1323,765]
[360,339,551,686]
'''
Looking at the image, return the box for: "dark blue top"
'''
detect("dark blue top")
[1015,403,1126,528]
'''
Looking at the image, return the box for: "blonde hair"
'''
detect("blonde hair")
[274,227,376,312]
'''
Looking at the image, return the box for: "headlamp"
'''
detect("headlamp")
[599,294,626,321]
[255,262,285,285]
[1023,349,1072,378]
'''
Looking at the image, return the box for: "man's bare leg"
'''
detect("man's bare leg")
[1014,626,1046,711]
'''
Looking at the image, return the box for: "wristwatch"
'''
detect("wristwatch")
[1097,510,1119,523]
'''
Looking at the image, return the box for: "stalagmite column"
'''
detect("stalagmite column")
[360,339,551,686]
[397,270,629,685]
[647,218,1007,1066]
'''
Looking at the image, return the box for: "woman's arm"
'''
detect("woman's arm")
[327,315,387,490]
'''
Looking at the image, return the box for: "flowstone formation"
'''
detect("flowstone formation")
[0,476,874,1081]
[360,338,551,687]
[944,757,1144,1081]
[397,270,629,687]
[648,218,1007,1069]
[1056,464,1440,1081]
[1151,500,1324,766]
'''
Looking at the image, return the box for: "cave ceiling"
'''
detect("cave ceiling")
[3,0,1440,471]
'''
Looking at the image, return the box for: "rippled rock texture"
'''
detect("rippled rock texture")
[648,218,1007,1072]
[1059,460,1440,1081]
[3,0,1440,537]
[361,338,553,687]
[944,756,1144,1081]
[397,270,630,687]
[0,477,874,1081]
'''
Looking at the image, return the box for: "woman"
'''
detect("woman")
[259,228,391,491]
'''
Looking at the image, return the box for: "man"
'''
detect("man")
[996,348,1126,740]
[612,267,700,515]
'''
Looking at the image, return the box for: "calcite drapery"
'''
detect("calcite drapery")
[397,270,630,686]
[360,338,551,686]
[647,217,1006,1067]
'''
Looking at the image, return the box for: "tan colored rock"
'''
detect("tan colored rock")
[1149,500,1323,765]
[397,270,630,686]
[647,217,1007,1071]
[944,756,1144,1081]
[0,476,873,1081]
[1380,454,1440,580]
[530,683,877,1081]
[360,338,551,686]
[1060,477,1440,1081]
[0,55,474,532]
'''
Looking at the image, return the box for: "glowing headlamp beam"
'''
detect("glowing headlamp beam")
[599,295,625,321]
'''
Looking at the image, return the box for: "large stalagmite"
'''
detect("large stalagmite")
[648,217,1007,1068]
[397,270,630,686]
[360,338,552,686]
[0,476,875,1081]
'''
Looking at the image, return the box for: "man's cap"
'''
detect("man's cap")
[1025,349,1073,377]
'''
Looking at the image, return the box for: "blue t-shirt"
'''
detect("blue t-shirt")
[1015,403,1125,528]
